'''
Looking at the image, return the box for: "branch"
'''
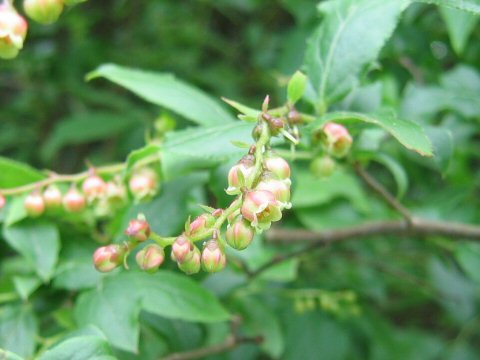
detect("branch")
[253,218,480,278]
[354,163,412,222]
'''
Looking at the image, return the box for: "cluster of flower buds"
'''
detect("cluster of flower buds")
[92,96,293,276]
[21,167,157,218]
[310,122,353,178]
[0,0,87,59]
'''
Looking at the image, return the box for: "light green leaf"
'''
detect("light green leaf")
[88,64,234,125]
[0,305,38,358]
[0,349,24,360]
[440,7,479,55]
[13,275,42,301]
[416,0,480,14]
[3,223,61,282]
[287,71,307,104]
[371,153,408,199]
[123,144,161,177]
[309,110,433,156]
[75,271,230,352]
[222,97,261,119]
[41,112,139,161]
[455,242,480,284]
[0,157,45,188]
[37,336,115,360]
[304,0,406,109]
[4,195,28,226]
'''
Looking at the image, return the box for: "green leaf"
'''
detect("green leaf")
[37,336,115,360]
[75,271,230,352]
[222,97,261,119]
[0,349,24,360]
[123,144,161,177]
[371,153,408,199]
[304,0,406,108]
[4,195,28,227]
[416,0,480,14]
[41,112,139,161]
[233,296,284,358]
[0,157,45,188]
[0,305,38,358]
[3,222,61,282]
[287,71,307,104]
[440,7,479,55]
[455,243,480,284]
[88,64,234,126]
[309,110,433,156]
[13,275,42,300]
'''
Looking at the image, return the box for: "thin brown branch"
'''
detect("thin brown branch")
[354,163,412,222]
[254,217,480,279]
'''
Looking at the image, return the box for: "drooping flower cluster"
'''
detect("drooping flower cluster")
[92,97,293,275]
[0,0,88,60]
[20,167,158,218]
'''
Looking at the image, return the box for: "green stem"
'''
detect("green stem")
[150,233,176,247]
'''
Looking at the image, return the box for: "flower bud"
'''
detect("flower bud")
[241,190,282,231]
[310,156,335,178]
[255,175,291,209]
[125,218,150,242]
[226,217,254,250]
[93,244,125,273]
[129,168,159,201]
[227,155,255,194]
[23,0,63,24]
[172,234,194,263]
[24,192,45,217]
[105,180,126,203]
[63,187,86,212]
[227,198,241,224]
[0,4,28,59]
[321,122,352,158]
[201,240,226,273]
[136,244,164,273]
[0,194,6,209]
[189,213,215,237]
[178,246,201,275]
[268,117,285,135]
[264,152,290,180]
[43,185,62,208]
[82,174,106,201]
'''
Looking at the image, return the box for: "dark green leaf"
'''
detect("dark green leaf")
[371,153,408,199]
[455,243,480,284]
[3,222,61,282]
[88,64,234,125]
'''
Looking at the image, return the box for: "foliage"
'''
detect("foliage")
[1,0,480,359]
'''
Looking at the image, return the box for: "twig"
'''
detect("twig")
[160,317,263,360]
[354,163,413,222]
[254,218,480,279]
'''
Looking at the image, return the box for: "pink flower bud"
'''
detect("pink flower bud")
[172,234,194,263]
[93,244,125,273]
[0,194,6,209]
[226,217,254,250]
[129,168,158,200]
[321,122,352,158]
[201,240,226,273]
[255,175,291,209]
[0,4,28,59]
[264,153,290,180]
[63,187,86,213]
[24,192,45,217]
[227,155,255,194]
[178,246,201,275]
[23,0,63,24]
[82,174,106,201]
[125,218,150,242]
[105,181,126,203]
[310,156,335,178]
[136,244,164,273]
[241,190,282,231]
[189,213,215,237]
[43,185,62,208]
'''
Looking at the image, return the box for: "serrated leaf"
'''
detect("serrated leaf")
[287,71,307,104]
[75,271,230,352]
[440,7,479,55]
[88,64,233,125]
[0,157,45,188]
[3,222,61,282]
[37,336,115,360]
[416,0,480,14]
[309,110,433,156]
[304,0,406,109]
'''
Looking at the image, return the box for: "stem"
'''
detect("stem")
[0,155,160,196]
[150,234,176,247]
[248,122,270,188]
